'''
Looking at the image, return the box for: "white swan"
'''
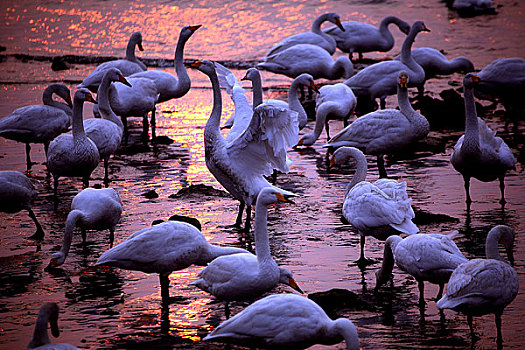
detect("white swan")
[258,43,353,80]
[344,21,430,109]
[0,84,72,170]
[329,147,418,264]
[47,89,100,196]
[127,25,201,138]
[203,293,360,350]
[0,171,44,239]
[324,16,410,61]
[191,60,298,232]
[298,82,356,146]
[437,225,518,345]
[450,73,515,205]
[326,71,429,178]
[96,220,247,303]
[395,47,474,94]
[192,187,303,317]
[375,232,467,303]
[48,188,122,268]
[264,12,345,57]
[78,32,146,92]
[84,68,130,182]
[451,0,495,13]
[27,302,80,350]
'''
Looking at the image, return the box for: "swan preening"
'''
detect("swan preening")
[437,225,518,345]
[450,73,515,206]
[203,294,360,350]
[330,147,418,264]
[0,84,72,170]
[324,16,410,61]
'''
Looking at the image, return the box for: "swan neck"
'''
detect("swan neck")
[126,38,137,60]
[72,97,87,141]
[28,305,54,348]
[173,32,191,94]
[397,85,415,116]
[310,103,330,142]
[311,14,328,33]
[343,148,368,197]
[253,200,271,263]
[204,68,225,144]
[377,235,401,281]
[332,319,360,350]
[485,226,514,262]
[288,80,307,128]
[463,83,479,149]
[98,77,123,129]
[59,210,83,264]
[331,58,353,80]
[378,16,395,44]
[400,27,418,63]
[42,87,71,115]
[205,244,246,264]
[450,57,474,73]
[251,73,264,108]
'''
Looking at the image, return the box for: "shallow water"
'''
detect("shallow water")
[0,0,524,349]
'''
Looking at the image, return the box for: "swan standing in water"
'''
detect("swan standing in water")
[47,89,100,197]
[27,302,80,350]
[191,60,298,232]
[375,232,467,304]
[192,187,303,317]
[0,84,72,171]
[264,12,345,57]
[84,68,131,183]
[437,225,518,346]
[324,16,410,61]
[96,220,247,304]
[78,32,146,92]
[0,171,44,239]
[344,21,430,109]
[395,47,474,94]
[127,25,201,138]
[48,188,122,268]
[450,73,515,206]
[298,82,356,146]
[203,294,360,350]
[326,71,429,178]
[329,147,418,265]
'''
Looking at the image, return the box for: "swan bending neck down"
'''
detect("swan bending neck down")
[203,294,360,350]
[437,225,518,346]
[28,302,80,350]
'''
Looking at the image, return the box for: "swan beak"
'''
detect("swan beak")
[329,155,336,168]
[84,92,97,104]
[47,257,58,269]
[399,76,408,89]
[65,95,73,108]
[336,18,345,32]
[241,72,249,81]
[189,24,202,32]
[288,277,304,294]
[190,60,203,68]
[310,81,320,93]
[275,191,297,204]
[118,74,132,87]
[138,41,144,51]
[295,138,304,147]
[422,25,431,32]
[471,74,480,83]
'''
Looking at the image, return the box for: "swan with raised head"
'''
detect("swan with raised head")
[329,147,418,265]
[0,84,72,170]
[264,12,345,57]
[258,43,353,80]
[96,220,247,303]
[192,187,303,317]
[47,89,100,196]
[450,73,515,206]
[324,16,410,61]
[375,231,467,304]
[84,68,130,182]
[203,293,360,350]
[78,32,146,92]
[27,302,80,350]
[191,60,298,232]
[326,71,429,178]
[298,82,356,146]
[48,188,122,268]
[437,225,518,346]
[344,21,430,109]
[0,170,44,239]
[395,47,474,94]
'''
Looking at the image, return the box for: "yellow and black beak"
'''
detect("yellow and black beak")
[288,277,304,294]
[118,74,132,87]
[471,74,480,83]
[275,191,297,204]
[336,18,345,32]
[310,81,320,93]
[138,41,144,51]
[189,24,202,32]
[190,60,203,68]
[329,154,336,168]
[85,92,97,104]
[65,95,73,108]
[399,75,408,89]
[422,24,431,32]
[241,72,249,81]
[46,257,58,270]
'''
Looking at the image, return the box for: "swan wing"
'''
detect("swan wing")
[109,77,158,117]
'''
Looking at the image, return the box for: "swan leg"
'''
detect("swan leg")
[417,84,425,97]
[53,176,59,210]
[81,227,87,245]
[244,204,252,234]
[234,201,245,227]
[377,155,388,178]
[25,143,32,171]
[463,175,472,205]
[27,208,44,240]
[380,97,386,110]
[418,280,426,306]
[121,116,129,144]
[44,141,49,159]
[498,176,506,205]
[467,314,476,339]
[151,107,156,140]
[324,120,330,140]
[495,312,503,347]
[142,114,149,141]
[82,176,89,189]
[103,157,110,186]
[271,169,277,184]
[358,52,363,61]
[358,234,366,262]
[225,301,231,319]
[109,228,114,248]
[159,273,171,304]
[436,283,444,300]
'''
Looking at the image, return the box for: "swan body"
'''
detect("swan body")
[46,89,100,195]
[258,43,353,80]
[395,47,474,94]
[84,68,130,181]
[0,171,44,239]
[324,16,410,61]
[450,73,516,205]
[96,220,247,302]
[326,71,429,178]
[264,12,345,57]
[344,21,430,108]
[437,225,518,345]
[27,302,80,350]
[0,84,72,170]
[330,147,418,264]
[78,32,146,92]
[203,293,360,350]
[49,188,122,267]
[298,83,356,145]
[375,232,467,302]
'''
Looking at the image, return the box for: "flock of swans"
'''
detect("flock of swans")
[0,10,523,350]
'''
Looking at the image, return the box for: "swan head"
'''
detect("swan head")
[297,133,316,147]
[131,31,144,51]
[241,67,261,82]
[295,73,319,93]
[411,21,430,35]
[190,59,216,76]
[278,267,304,293]
[326,12,345,31]
[399,21,411,35]
[464,73,480,88]
[398,71,409,89]
[50,84,73,108]
[74,88,97,104]
[258,187,297,206]
[329,147,363,169]
[182,24,202,39]
[47,252,66,268]
[104,68,132,87]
